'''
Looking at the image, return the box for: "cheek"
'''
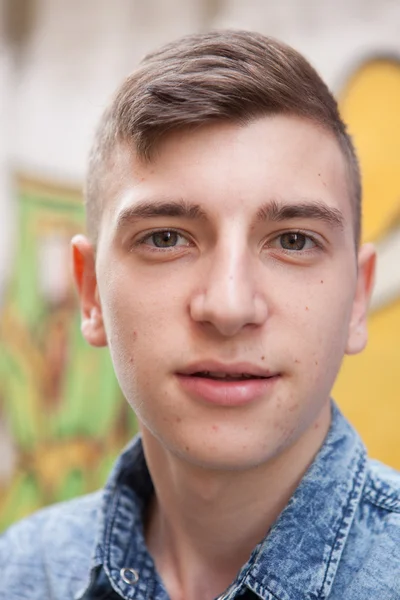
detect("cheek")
[100,273,180,383]
[282,277,354,372]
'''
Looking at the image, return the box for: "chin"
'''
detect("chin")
[170,433,281,472]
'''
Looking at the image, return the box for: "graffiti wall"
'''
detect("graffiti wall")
[334,57,400,467]
[0,178,137,530]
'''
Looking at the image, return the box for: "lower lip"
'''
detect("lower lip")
[176,374,280,407]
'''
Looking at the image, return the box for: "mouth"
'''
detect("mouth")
[176,363,280,406]
[190,371,270,381]
[178,360,275,379]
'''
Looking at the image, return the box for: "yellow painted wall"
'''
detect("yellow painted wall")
[334,59,400,468]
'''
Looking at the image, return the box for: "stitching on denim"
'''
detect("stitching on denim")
[104,480,157,600]
[246,576,282,600]
[229,552,267,599]
[364,488,400,513]
[317,448,367,599]
[103,486,135,600]
[104,487,122,571]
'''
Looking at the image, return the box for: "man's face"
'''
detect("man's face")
[74,115,375,471]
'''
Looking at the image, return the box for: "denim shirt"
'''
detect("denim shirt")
[1,403,400,600]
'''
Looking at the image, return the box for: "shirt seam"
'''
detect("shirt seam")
[245,578,281,600]
[103,486,134,600]
[363,488,400,513]
[317,447,367,599]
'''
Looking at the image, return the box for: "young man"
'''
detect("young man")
[1,29,399,600]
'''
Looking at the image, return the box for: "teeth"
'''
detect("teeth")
[210,372,230,378]
[199,371,256,380]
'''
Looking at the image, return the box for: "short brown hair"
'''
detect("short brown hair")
[86,29,361,245]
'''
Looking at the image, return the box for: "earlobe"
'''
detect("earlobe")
[345,243,376,356]
[71,235,108,348]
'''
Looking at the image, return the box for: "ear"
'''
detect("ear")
[71,234,107,347]
[345,243,376,355]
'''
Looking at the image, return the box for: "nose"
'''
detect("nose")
[189,243,268,337]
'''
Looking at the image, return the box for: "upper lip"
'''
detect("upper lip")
[177,361,277,378]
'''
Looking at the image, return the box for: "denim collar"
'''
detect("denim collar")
[242,403,367,599]
[77,402,367,600]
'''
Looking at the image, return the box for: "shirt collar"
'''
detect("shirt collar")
[75,436,155,599]
[80,402,367,600]
[242,402,367,599]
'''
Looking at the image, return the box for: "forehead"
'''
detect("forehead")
[103,115,353,230]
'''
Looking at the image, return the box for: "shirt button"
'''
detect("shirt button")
[120,567,140,585]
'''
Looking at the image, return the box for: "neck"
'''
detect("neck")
[143,402,331,600]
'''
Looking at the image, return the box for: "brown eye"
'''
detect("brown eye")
[140,229,191,249]
[280,232,308,250]
[151,231,179,247]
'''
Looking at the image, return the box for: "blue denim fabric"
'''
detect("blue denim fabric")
[1,402,400,599]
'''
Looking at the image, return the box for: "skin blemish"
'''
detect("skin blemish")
[320,280,324,284]
[175,417,182,424]
[315,361,319,366]
[185,446,190,451]
[261,356,265,361]
[305,306,309,311]
[211,425,219,432]
[294,359,301,364]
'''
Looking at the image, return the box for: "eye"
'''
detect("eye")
[140,229,190,249]
[272,232,318,251]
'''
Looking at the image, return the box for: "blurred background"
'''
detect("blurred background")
[0,0,399,530]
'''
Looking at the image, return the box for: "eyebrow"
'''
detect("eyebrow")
[256,199,344,229]
[115,196,345,231]
[115,198,208,230]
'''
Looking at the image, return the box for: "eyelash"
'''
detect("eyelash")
[265,229,323,253]
[133,228,192,251]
